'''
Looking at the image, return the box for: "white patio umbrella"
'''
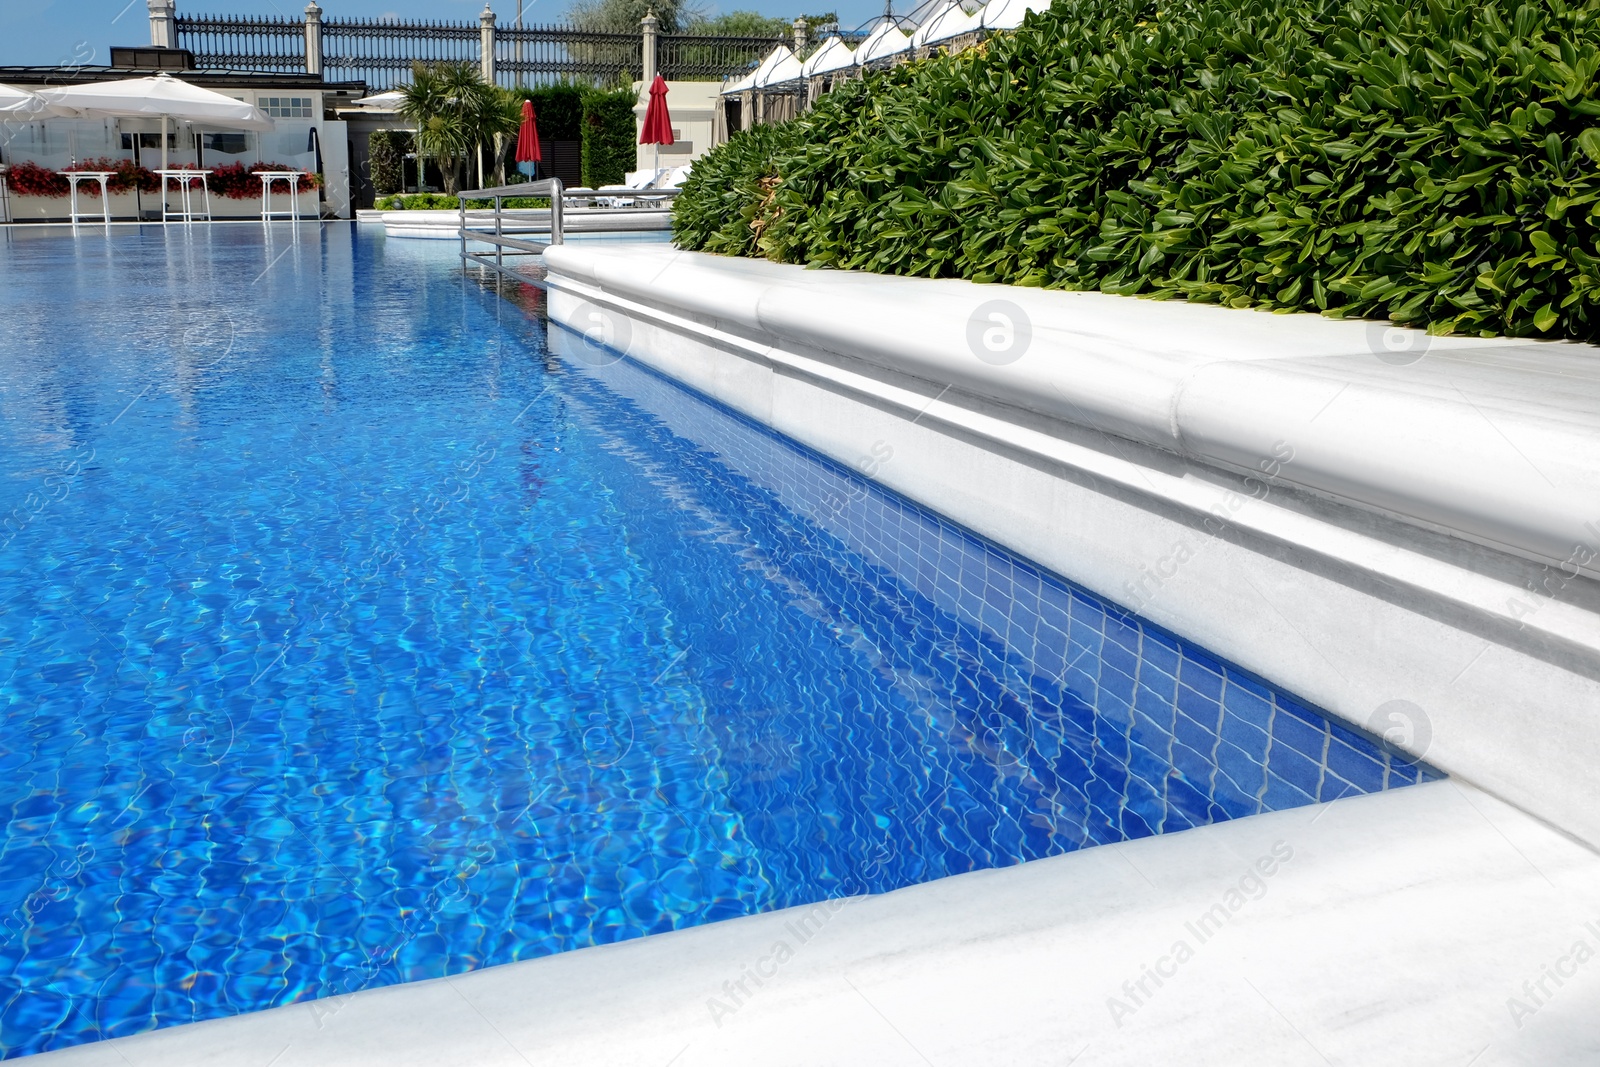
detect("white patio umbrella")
[35,73,274,174]
[0,82,82,119]
[350,90,405,109]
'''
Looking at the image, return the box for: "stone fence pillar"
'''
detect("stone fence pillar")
[148,0,176,48]
[480,5,497,84]
[305,1,323,76]
[641,9,659,85]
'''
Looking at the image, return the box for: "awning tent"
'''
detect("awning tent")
[904,0,957,26]
[754,46,805,88]
[912,1,986,47]
[856,20,914,64]
[721,69,757,96]
[801,36,857,78]
[982,0,1054,31]
[723,44,802,94]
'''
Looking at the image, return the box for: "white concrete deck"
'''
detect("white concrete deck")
[34,780,1600,1066]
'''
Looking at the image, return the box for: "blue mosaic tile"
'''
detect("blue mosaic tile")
[0,228,1441,1060]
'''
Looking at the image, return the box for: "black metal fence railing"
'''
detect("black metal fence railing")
[176,14,780,89]
[495,26,642,88]
[658,35,784,81]
[175,15,305,72]
[322,18,479,89]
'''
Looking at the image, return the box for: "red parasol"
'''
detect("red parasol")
[515,99,542,176]
[639,75,673,177]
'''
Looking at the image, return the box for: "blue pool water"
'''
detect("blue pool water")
[0,225,1434,1057]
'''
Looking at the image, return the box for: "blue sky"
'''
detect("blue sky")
[0,0,885,67]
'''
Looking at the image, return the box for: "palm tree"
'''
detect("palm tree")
[487,88,526,188]
[398,61,502,195]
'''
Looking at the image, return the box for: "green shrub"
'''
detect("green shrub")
[581,88,638,188]
[376,193,549,210]
[369,130,410,196]
[677,0,1600,341]
[516,84,585,140]
[674,123,803,255]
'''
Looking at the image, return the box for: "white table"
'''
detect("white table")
[254,171,309,222]
[56,171,117,225]
[155,169,213,223]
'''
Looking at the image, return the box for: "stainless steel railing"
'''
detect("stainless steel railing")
[456,177,564,280]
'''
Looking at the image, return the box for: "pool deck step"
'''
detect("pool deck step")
[34,779,1600,1066]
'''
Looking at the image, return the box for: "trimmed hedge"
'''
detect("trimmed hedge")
[375,193,549,209]
[582,88,638,188]
[516,84,585,141]
[676,0,1600,340]
[674,122,800,255]
[369,130,410,196]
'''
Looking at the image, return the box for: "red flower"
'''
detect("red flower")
[8,158,316,198]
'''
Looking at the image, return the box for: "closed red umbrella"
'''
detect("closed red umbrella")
[639,75,673,177]
[515,99,542,178]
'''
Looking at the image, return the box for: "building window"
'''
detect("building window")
[260,97,314,119]
[202,132,249,155]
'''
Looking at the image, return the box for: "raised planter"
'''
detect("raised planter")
[6,189,320,222]
[10,191,143,222]
[541,243,1600,849]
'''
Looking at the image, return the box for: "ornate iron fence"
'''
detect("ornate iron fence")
[496,26,642,87]
[174,15,305,72]
[658,35,783,81]
[176,13,779,90]
[322,18,480,89]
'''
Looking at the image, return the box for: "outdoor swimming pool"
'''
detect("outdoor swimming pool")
[0,225,1435,1058]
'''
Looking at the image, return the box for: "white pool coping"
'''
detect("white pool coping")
[541,245,1600,584]
[32,780,1600,1066]
[539,244,1600,854]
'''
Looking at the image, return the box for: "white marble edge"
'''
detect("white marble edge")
[537,243,1600,851]
[29,780,1600,1066]
[537,245,1600,669]
[540,244,1600,583]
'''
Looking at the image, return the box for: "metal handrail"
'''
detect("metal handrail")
[458,178,563,281]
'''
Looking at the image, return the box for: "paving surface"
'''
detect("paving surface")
[33,779,1600,1066]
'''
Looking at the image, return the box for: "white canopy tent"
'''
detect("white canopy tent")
[0,82,82,120]
[856,20,914,64]
[981,0,1054,30]
[35,74,275,175]
[721,69,757,96]
[754,46,805,88]
[722,44,802,95]
[801,36,857,78]
[904,0,956,26]
[912,1,986,47]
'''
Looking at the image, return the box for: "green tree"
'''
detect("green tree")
[487,87,527,187]
[397,62,516,194]
[566,0,703,34]
[685,11,837,37]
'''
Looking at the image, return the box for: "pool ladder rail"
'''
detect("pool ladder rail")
[457,179,679,283]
